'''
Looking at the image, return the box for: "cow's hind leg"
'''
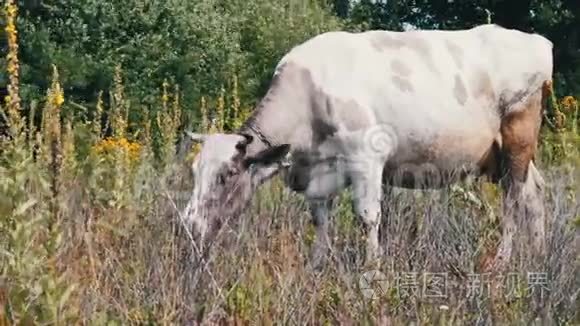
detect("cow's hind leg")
[524,161,546,255]
[493,88,547,271]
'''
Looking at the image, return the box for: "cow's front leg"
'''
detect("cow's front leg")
[351,162,384,267]
[308,198,332,270]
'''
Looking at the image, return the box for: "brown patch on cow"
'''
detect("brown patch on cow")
[431,132,494,164]
[369,32,405,51]
[470,70,496,101]
[541,79,553,111]
[445,40,464,69]
[499,89,543,182]
[384,128,501,189]
[391,59,412,76]
[392,76,414,93]
[476,137,502,183]
[454,75,468,106]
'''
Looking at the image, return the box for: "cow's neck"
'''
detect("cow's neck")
[238,64,311,157]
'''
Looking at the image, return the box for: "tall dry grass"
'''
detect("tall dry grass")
[1,2,579,324]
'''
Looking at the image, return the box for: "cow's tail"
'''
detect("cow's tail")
[541,78,556,122]
[542,79,553,106]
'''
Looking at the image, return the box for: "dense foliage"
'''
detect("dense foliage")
[345,0,580,97]
[2,0,342,128]
[3,0,580,128]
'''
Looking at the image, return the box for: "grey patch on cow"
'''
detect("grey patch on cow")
[249,61,367,145]
[391,59,412,76]
[500,76,545,113]
[296,66,341,145]
[240,60,317,153]
[369,32,405,52]
[312,117,338,144]
[368,32,438,75]
[334,98,370,131]
[392,75,414,93]
[286,151,312,192]
[326,104,333,116]
[470,70,496,102]
[454,74,468,105]
[406,36,439,75]
[526,72,544,89]
[445,40,464,69]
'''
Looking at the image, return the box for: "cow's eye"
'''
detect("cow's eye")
[217,174,226,185]
[227,168,238,177]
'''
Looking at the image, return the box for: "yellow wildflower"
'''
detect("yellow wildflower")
[560,96,577,113]
[5,23,15,34]
[192,143,202,156]
[186,143,202,163]
[92,137,142,163]
[53,92,64,107]
[162,80,169,105]
[6,4,17,16]
[4,0,22,135]
[554,110,566,130]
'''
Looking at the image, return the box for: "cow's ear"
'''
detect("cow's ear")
[243,144,290,168]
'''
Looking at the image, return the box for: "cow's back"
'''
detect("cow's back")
[277,24,552,116]
[273,24,553,173]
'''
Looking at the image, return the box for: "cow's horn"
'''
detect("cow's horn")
[185,131,207,143]
[240,133,254,144]
[236,133,254,150]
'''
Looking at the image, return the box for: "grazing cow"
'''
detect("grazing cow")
[183,24,553,270]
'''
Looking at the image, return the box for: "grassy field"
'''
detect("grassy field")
[1,2,579,324]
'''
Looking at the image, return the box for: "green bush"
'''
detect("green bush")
[14,0,342,129]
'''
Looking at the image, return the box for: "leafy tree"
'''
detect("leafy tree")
[3,0,579,126]
[331,0,350,18]
[5,0,342,129]
[346,0,580,96]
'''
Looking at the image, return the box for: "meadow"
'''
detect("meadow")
[1,1,579,324]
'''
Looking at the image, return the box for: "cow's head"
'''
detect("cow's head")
[183,131,290,239]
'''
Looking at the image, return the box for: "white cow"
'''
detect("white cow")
[184,24,553,270]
